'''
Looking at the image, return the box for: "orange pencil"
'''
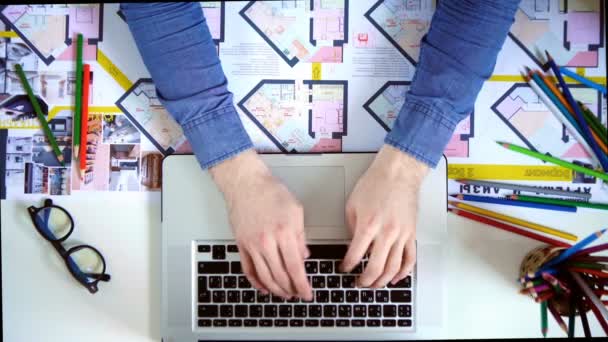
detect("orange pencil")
[79,64,90,180]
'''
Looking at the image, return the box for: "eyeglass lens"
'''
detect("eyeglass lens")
[67,247,105,284]
[35,206,72,241]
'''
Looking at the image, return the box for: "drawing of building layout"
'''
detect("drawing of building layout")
[492,83,604,159]
[115,79,187,155]
[363,81,473,157]
[510,0,604,67]
[239,80,347,152]
[240,0,348,67]
[365,0,435,65]
[0,4,103,65]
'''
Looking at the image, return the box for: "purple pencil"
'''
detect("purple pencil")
[574,243,608,256]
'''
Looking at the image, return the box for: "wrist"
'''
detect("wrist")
[375,144,429,184]
[209,149,270,197]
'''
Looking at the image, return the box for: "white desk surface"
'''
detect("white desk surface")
[3,191,608,341]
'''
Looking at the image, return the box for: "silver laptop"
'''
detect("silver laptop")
[161,153,447,341]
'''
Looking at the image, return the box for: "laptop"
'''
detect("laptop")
[161,153,447,341]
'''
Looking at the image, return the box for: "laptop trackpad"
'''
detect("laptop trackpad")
[271,166,345,228]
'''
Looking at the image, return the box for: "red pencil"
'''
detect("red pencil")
[568,267,608,278]
[547,300,568,333]
[448,208,572,248]
[585,297,608,335]
[79,64,90,180]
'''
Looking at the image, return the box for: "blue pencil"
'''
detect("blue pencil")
[451,194,577,213]
[545,51,608,172]
[559,66,607,95]
[541,228,608,271]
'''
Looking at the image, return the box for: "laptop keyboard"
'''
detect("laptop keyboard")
[196,242,414,329]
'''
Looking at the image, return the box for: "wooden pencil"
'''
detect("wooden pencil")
[79,64,90,180]
[559,66,607,94]
[574,243,608,256]
[578,293,592,338]
[508,194,608,211]
[541,301,548,337]
[455,179,591,200]
[452,193,577,212]
[547,300,568,333]
[542,229,607,270]
[73,34,83,158]
[569,267,608,278]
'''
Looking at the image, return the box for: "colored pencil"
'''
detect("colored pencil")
[568,295,575,338]
[578,294,592,338]
[585,297,608,335]
[542,229,607,269]
[542,272,571,294]
[572,271,608,331]
[79,64,90,180]
[580,101,608,139]
[525,279,545,288]
[589,130,608,155]
[545,51,608,171]
[572,255,608,263]
[548,300,568,333]
[535,291,555,303]
[451,193,577,212]
[508,194,608,211]
[455,179,591,200]
[449,201,577,241]
[497,141,608,182]
[559,66,607,95]
[574,243,608,257]
[73,33,83,158]
[448,207,572,247]
[540,74,575,113]
[568,267,608,278]
[567,262,606,271]
[540,301,548,337]
[14,64,64,166]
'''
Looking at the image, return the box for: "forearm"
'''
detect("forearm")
[120,2,252,168]
[386,0,520,167]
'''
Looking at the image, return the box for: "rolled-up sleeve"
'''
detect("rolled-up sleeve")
[121,3,253,169]
[386,0,520,167]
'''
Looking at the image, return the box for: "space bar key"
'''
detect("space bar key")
[307,245,348,259]
[198,262,229,274]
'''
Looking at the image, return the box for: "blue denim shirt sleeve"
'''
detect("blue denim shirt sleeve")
[120,3,253,169]
[385,0,520,167]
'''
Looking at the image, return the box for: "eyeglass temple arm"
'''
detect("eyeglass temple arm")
[85,272,111,282]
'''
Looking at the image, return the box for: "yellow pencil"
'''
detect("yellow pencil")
[448,201,577,241]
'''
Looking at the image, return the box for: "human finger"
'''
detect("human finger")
[371,238,405,288]
[358,231,394,287]
[249,248,290,298]
[341,221,377,272]
[239,245,267,293]
[279,233,313,300]
[262,237,296,297]
[391,237,417,284]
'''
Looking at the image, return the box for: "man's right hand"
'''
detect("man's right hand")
[209,150,313,301]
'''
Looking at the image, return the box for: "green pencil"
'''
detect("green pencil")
[541,301,548,337]
[568,295,575,338]
[15,64,64,166]
[497,141,608,182]
[509,194,608,211]
[73,33,83,158]
[579,101,608,140]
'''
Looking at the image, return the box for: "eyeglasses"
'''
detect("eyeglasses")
[27,199,111,294]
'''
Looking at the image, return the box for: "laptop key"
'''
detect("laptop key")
[227,245,238,253]
[388,276,411,288]
[199,290,211,303]
[229,319,242,327]
[319,261,333,274]
[376,290,389,303]
[287,297,299,303]
[353,305,366,317]
[294,305,307,317]
[368,305,381,317]
[198,276,207,291]
[382,319,396,327]
[342,276,355,288]
[224,276,237,289]
[198,245,211,253]
[231,262,242,274]
[227,291,240,303]
[312,276,326,288]
[198,319,212,327]
[199,262,229,274]
[316,290,329,303]
[351,319,365,327]
[220,305,233,318]
[321,319,334,327]
[259,319,273,327]
[212,245,226,260]
[338,305,352,317]
[346,290,359,303]
[271,295,285,303]
[390,290,412,303]
[213,319,227,327]
[367,319,381,327]
[334,261,344,274]
[323,305,337,317]
[199,305,219,317]
[290,319,304,327]
[264,305,277,317]
[274,319,288,327]
[336,319,349,327]
[331,290,344,303]
[383,305,397,317]
[327,276,340,288]
[309,305,322,317]
[305,319,320,327]
[257,292,270,303]
[361,290,374,303]
[279,305,292,317]
[209,276,222,288]
[238,276,251,289]
[305,261,318,274]
[398,305,412,317]
[249,305,263,317]
[242,290,255,303]
[307,244,347,259]
[235,305,248,318]
[398,319,412,327]
[212,291,225,303]
[244,319,258,327]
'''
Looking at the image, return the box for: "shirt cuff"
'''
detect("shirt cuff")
[174,104,253,169]
[384,96,457,168]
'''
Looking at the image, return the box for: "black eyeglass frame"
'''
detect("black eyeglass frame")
[27,199,111,294]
